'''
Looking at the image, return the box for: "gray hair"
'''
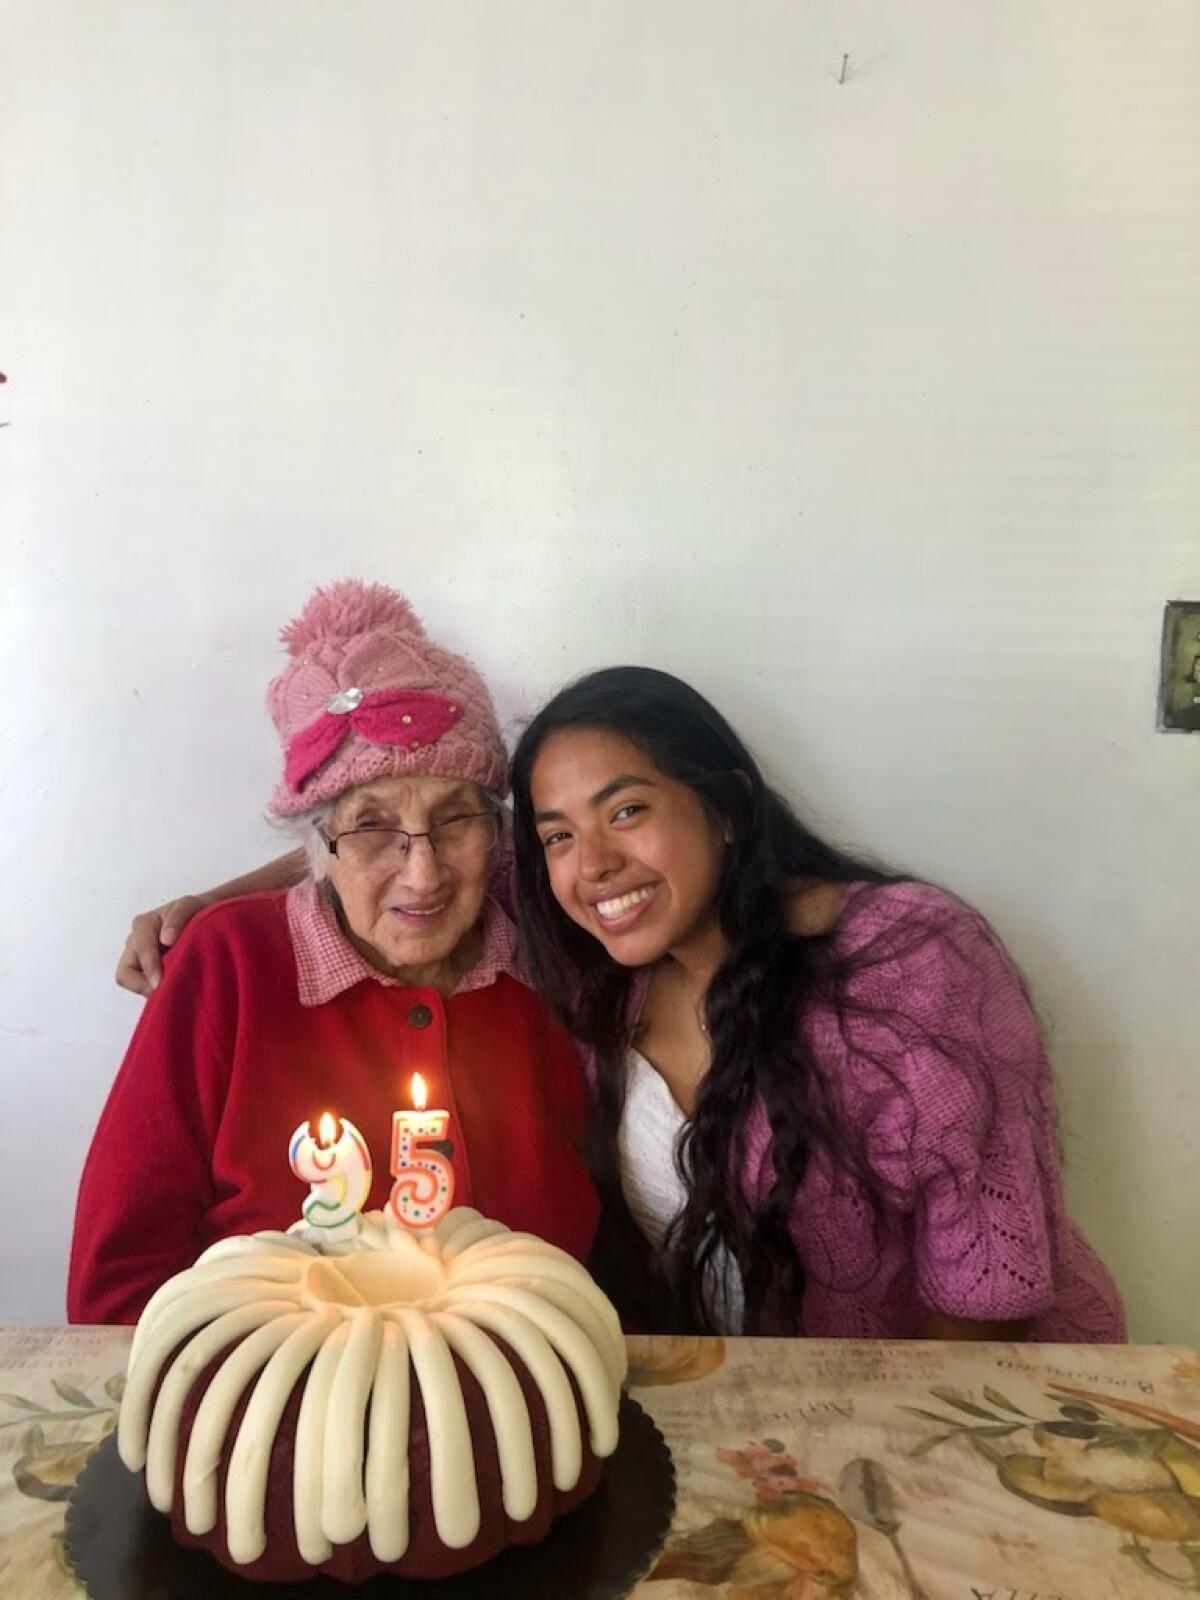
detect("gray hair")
[269,802,336,882]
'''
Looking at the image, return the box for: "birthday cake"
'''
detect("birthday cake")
[116,1207,627,1583]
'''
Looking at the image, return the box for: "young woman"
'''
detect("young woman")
[508,666,1124,1342]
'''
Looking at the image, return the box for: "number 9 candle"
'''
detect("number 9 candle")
[288,1112,372,1243]
[389,1073,455,1229]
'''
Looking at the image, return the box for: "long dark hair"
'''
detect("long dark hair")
[510,666,927,1334]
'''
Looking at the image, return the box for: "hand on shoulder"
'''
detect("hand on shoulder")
[114,850,308,996]
[115,894,213,996]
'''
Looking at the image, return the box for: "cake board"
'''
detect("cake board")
[65,1393,674,1600]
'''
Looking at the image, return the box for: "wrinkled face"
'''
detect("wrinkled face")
[325,776,495,978]
[529,728,728,968]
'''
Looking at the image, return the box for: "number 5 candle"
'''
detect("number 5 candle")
[389,1073,455,1229]
[288,1112,373,1243]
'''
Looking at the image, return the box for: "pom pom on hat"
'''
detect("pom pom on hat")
[280,579,424,656]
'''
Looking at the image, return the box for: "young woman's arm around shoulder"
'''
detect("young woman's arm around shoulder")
[115,850,306,995]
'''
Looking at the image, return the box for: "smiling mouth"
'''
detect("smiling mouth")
[593,885,657,923]
[390,899,452,920]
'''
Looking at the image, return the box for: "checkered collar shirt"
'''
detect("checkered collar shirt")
[286,878,522,1007]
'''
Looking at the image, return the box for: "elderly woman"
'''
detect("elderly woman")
[68,582,597,1323]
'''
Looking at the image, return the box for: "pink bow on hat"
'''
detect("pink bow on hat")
[285,687,464,793]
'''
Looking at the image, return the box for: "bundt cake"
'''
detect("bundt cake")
[117,1207,626,1582]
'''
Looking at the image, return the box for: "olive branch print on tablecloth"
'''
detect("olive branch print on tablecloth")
[900,1381,1200,1590]
[836,1458,929,1600]
[1,1373,125,1576]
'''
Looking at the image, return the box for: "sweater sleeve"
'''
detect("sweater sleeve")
[67,911,237,1324]
[847,888,1061,1324]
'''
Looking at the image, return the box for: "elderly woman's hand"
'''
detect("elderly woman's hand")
[115,896,210,995]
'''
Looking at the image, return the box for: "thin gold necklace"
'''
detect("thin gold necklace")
[661,958,711,1038]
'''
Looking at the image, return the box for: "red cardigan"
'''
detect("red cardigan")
[68,893,598,1324]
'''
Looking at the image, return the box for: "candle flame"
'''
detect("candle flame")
[411,1073,427,1112]
[317,1112,337,1148]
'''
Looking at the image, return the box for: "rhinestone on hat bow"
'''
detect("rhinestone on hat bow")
[284,687,464,792]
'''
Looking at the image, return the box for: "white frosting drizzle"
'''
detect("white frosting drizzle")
[119,1207,625,1568]
[320,1306,380,1546]
[183,1314,309,1534]
[396,1305,479,1548]
[225,1309,341,1563]
[433,1311,537,1521]
[439,1298,582,1491]
[434,1283,619,1454]
[364,1321,410,1561]
[293,1320,347,1564]
[121,1298,297,1477]
[131,1254,314,1365]
[143,1303,301,1510]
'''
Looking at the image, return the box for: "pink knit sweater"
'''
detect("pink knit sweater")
[631,882,1126,1341]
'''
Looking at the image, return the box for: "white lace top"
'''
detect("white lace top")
[617,1048,745,1335]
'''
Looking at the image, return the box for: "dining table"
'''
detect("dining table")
[2,1322,1198,1599]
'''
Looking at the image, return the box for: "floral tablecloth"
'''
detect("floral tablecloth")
[2,1324,1199,1598]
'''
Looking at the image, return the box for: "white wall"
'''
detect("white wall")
[2,1,1197,1340]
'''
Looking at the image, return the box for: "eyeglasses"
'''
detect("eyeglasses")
[324,810,502,866]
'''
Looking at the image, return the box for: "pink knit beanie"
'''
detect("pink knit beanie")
[266,580,508,816]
